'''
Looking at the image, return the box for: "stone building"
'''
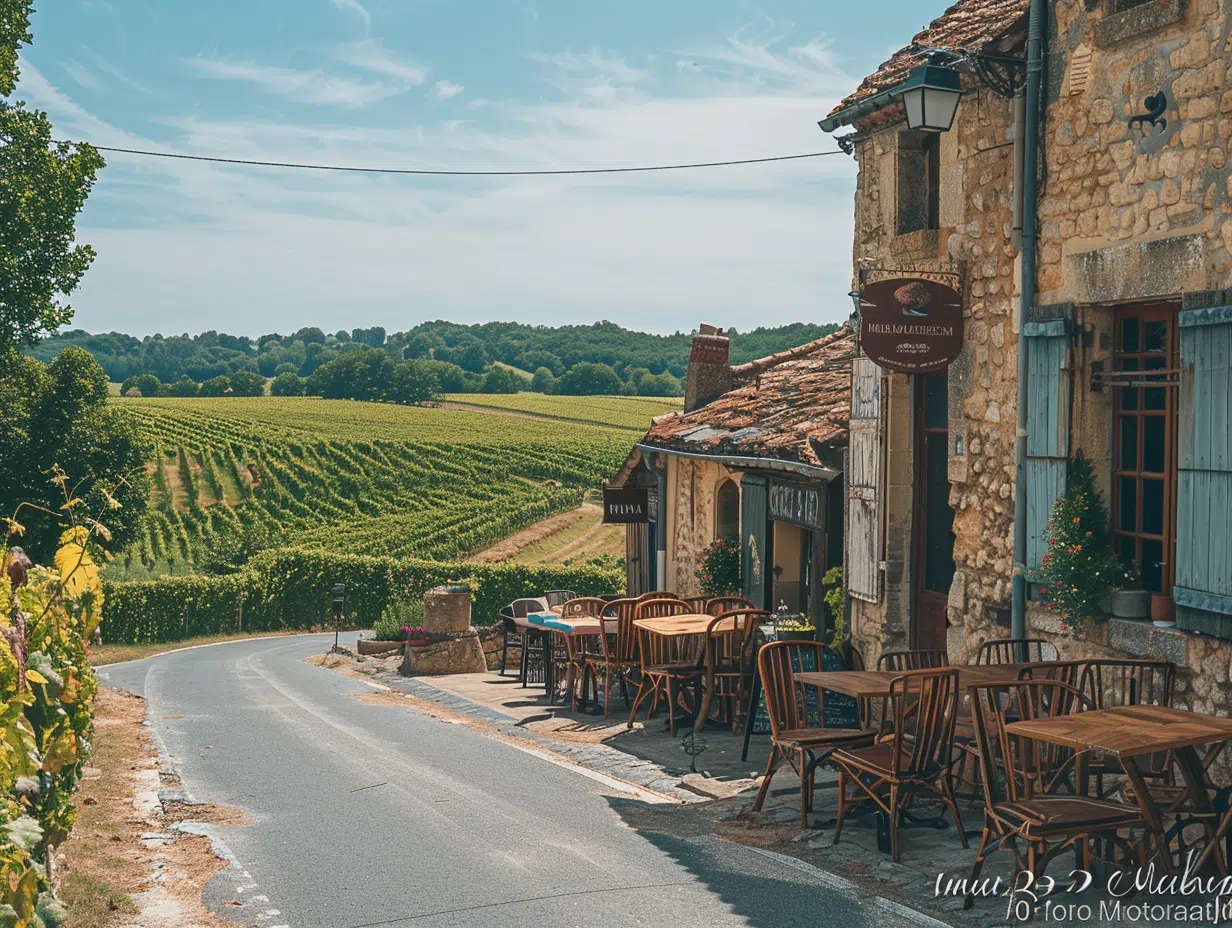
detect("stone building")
[820,0,1232,709]
[609,326,854,630]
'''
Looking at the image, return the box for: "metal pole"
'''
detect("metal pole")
[1012,0,1046,646]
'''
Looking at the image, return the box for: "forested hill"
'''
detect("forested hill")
[29,319,840,385]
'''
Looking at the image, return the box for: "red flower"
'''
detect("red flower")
[1039,587,1047,594]
[1072,517,1081,523]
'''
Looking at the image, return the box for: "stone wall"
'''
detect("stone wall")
[666,457,739,596]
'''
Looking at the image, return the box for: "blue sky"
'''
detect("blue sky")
[18,0,931,337]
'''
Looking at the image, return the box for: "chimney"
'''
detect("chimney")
[684,323,732,413]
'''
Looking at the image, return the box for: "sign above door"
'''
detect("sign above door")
[603,487,650,523]
[858,277,964,374]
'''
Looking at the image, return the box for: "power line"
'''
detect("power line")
[91,145,845,176]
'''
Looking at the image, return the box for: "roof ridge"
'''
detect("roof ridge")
[730,323,853,380]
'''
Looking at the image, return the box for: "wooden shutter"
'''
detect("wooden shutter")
[847,357,883,603]
[1175,307,1232,632]
[741,475,768,609]
[1023,320,1071,573]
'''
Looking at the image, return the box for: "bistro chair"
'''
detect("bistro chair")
[831,668,968,862]
[497,605,519,677]
[1076,659,1176,799]
[626,599,700,735]
[697,608,770,730]
[544,589,578,609]
[684,596,711,614]
[975,638,1059,665]
[704,596,755,616]
[511,597,550,688]
[571,599,636,718]
[963,679,1143,905]
[751,641,877,825]
[877,649,949,671]
[558,598,608,712]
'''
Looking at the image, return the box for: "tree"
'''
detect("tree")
[0,3,105,351]
[481,365,525,394]
[387,360,441,405]
[120,373,164,398]
[229,370,266,397]
[351,326,386,348]
[165,376,200,397]
[531,367,555,394]
[637,371,682,397]
[517,349,563,376]
[555,362,623,396]
[0,348,150,561]
[200,375,232,397]
[270,371,305,396]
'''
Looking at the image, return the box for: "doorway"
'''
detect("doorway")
[911,372,956,651]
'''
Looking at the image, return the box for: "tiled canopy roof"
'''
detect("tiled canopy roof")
[826,0,1028,118]
[639,326,855,470]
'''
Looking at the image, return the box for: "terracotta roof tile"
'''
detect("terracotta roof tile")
[639,325,855,469]
[826,0,1028,118]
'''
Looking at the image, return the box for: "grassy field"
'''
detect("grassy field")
[467,500,625,566]
[443,392,680,429]
[109,396,636,577]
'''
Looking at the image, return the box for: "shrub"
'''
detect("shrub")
[101,548,622,644]
[1034,453,1122,635]
[374,580,424,640]
[695,536,741,596]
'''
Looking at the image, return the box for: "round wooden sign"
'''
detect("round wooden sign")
[858,278,964,373]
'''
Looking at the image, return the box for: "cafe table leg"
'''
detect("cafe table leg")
[1175,745,1230,876]
[1122,755,1177,876]
[694,637,717,734]
[740,670,761,762]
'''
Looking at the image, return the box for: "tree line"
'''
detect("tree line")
[36,318,841,399]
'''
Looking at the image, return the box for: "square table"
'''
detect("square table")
[793,662,1044,699]
[632,613,740,733]
[1006,705,1232,874]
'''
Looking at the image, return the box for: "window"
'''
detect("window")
[896,132,941,236]
[1111,304,1179,594]
[715,479,740,539]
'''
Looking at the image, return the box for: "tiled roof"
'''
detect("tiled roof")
[826,0,1028,118]
[639,325,855,470]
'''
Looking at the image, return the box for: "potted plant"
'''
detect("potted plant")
[404,626,432,647]
[1033,453,1123,636]
[773,602,816,642]
[696,536,741,597]
[1110,563,1151,621]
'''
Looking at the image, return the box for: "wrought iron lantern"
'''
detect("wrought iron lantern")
[898,62,962,133]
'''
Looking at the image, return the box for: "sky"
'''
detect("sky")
[17,0,931,338]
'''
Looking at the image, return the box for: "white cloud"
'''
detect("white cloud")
[26,26,861,336]
[435,80,464,100]
[329,0,371,34]
[332,39,426,86]
[62,61,101,90]
[184,57,403,108]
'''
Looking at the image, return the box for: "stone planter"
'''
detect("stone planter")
[356,639,403,656]
[1110,589,1151,620]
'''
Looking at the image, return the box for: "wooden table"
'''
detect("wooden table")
[631,614,736,733]
[794,662,1042,699]
[1006,705,1232,874]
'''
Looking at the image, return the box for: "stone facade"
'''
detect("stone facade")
[666,456,741,597]
[843,0,1232,714]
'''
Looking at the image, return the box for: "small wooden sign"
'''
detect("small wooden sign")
[603,487,650,523]
[858,277,964,373]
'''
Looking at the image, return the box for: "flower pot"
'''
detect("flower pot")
[777,629,816,643]
[1150,595,1175,624]
[356,639,403,656]
[1110,589,1151,620]
[406,639,431,648]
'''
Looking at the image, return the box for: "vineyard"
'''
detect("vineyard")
[443,393,681,430]
[109,396,641,576]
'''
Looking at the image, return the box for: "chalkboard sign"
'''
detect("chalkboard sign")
[750,640,859,734]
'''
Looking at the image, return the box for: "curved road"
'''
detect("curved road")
[100,634,936,928]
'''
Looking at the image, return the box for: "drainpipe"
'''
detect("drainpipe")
[1011,90,1026,251]
[1011,0,1046,645]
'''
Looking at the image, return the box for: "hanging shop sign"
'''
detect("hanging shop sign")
[603,487,650,523]
[768,479,824,532]
[857,277,964,373]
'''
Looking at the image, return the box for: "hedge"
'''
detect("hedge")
[101,547,624,644]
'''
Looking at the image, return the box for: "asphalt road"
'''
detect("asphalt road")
[100,634,938,928]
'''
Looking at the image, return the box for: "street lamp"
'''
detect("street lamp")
[847,288,863,333]
[898,63,963,133]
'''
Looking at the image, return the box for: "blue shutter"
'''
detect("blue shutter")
[1175,306,1232,634]
[741,475,769,610]
[1023,320,1070,573]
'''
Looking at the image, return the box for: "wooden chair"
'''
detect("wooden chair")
[559,598,607,711]
[697,608,769,730]
[963,680,1144,906]
[635,590,681,603]
[705,596,755,616]
[544,589,578,608]
[626,599,700,735]
[976,638,1059,665]
[684,596,711,613]
[751,641,877,826]
[497,605,518,676]
[1076,659,1176,798]
[877,649,949,671]
[831,668,968,862]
